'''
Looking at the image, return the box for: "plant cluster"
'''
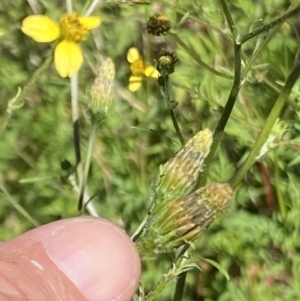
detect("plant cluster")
[1,0,300,300]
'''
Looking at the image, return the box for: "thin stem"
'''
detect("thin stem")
[19,55,53,104]
[230,63,300,189]
[65,0,73,13]
[85,0,101,16]
[0,182,40,227]
[241,0,300,78]
[78,123,98,213]
[218,0,238,38]
[70,74,98,216]
[169,31,233,80]
[159,76,185,146]
[239,5,300,44]
[274,155,287,218]
[172,272,186,301]
[198,43,242,187]
[71,75,81,168]
[169,109,185,146]
[144,246,189,301]
[0,56,53,135]
[0,110,13,135]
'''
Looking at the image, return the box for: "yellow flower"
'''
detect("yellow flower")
[127,47,159,92]
[21,13,101,78]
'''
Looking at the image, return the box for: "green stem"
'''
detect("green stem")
[239,5,300,44]
[0,183,40,227]
[160,76,185,146]
[230,63,300,189]
[19,55,53,104]
[65,0,73,13]
[241,0,300,78]
[144,256,183,301]
[143,246,189,301]
[274,154,287,218]
[218,0,238,38]
[78,123,98,213]
[0,110,13,135]
[169,31,233,80]
[172,272,186,301]
[198,43,242,187]
[0,56,52,135]
[71,75,98,216]
[197,2,241,187]
[169,109,184,147]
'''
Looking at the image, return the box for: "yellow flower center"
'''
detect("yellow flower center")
[131,59,146,76]
[60,13,88,43]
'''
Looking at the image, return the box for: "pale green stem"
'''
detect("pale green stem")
[0,110,13,136]
[85,0,102,15]
[144,246,189,301]
[159,76,185,146]
[274,154,287,218]
[0,183,40,227]
[70,75,98,216]
[143,260,179,301]
[78,123,98,214]
[0,56,52,135]
[19,55,53,105]
[65,0,73,13]
[230,63,300,189]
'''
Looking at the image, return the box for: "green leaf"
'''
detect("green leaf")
[200,257,230,280]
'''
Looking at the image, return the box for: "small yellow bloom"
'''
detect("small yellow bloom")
[21,13,101,78]
[127,47,159,92]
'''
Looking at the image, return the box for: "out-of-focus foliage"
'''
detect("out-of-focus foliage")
[1,0,300,300]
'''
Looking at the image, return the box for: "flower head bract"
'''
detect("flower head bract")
[127,47,159,92]
[21,13,101,78]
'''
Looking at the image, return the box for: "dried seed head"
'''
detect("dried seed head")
[137,183,233,254]
[89,57,115,123]
[147,14,172,36]
[154,129,213,203]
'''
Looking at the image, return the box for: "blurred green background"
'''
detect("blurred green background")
[1,0,300,300]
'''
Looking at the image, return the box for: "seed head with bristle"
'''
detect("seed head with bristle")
[153,129,213,204]
[136,183,233,254]
[88,57,115,124]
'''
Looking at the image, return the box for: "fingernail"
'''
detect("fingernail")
[45,218,140,301]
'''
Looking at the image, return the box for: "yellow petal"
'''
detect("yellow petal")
[78,16,101,30]
[129,75,142,92]
[127,48,140,63]
[21,15,60,42]
[54,41,83,78]
[145,66,160,78]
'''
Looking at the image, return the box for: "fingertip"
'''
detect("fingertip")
[45,217,141,301]
[1,217,141,301]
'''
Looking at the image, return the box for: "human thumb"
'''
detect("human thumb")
[0,216,141,301]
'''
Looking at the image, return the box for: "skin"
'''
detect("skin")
[0,216,141,301]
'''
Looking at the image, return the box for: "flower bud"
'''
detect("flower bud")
[153,129,213,203]
[88,57,115,124]
[137,183,233,254]
[157,49,178,77]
